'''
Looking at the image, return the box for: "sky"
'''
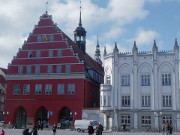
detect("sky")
[1,0,180,68]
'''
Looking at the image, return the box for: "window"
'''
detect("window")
[36,51,41,57]
[13,84,20,95]
[141,74,150,86]
[162,74,171,85]
[18,66,23,74]
[103,95,106,106]
[47,65,53,73]
[57,84,64,95]
[122,96,130,107]
[28,51,32,58]
[106,76,111,84]
[163,95,172,107]
[56,65,62,73]
[68,84,75,95]
[35,65,40,74]
[23,84,30,95]
[108,96,111,106]
[163,116,172,124]
[142,116,151,126]
[122,115,130,125]
[49,35,54,41]
[100,95,102,106]
[26,66,31,74]
[142,95,151,107]
[49,50,53,57]
[45,84,52,95]
[57,50,62,57]
[121,74,130,86]
[37,35,42,42]
[35,84,42,95]
[66,64,71,73]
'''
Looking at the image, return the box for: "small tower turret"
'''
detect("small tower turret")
[174,38,179,60]
[74,1,86,53]
[113,42,119,63]
[103,46,107,57]
[152,40,158,61]
[94,36,102,65]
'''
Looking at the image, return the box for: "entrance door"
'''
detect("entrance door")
[15,107,27,128]
[37,107,48,128]
[59,107,72,128]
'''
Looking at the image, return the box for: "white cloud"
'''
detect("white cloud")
[128,28,160,47]
[0,0,149,68]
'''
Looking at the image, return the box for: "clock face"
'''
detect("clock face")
[42,35,49,42]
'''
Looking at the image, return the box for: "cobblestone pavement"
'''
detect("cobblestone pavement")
[3,129,180,135]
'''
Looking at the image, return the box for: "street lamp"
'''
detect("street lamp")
[154,112,162,133]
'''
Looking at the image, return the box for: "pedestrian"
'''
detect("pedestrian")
[162,123,165,134]
[95,125,100,135]
[52,124,57,135]
[88,123,94,135]
[0,129,5,135]
[98,122,103,135]
[37,121,41,130]
[122,123,126,132]
[40,122,43,130]
[169,123,173,135]
[166,123,169,135]
[31,123,38,135]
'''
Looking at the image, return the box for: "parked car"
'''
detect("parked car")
[74,120,97,132]
[0,121,4,127]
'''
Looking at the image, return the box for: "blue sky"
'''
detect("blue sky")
[0,0,180,68]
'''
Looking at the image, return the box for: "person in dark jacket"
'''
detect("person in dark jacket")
[98,122,103,135]
[32,123,38,135]
[88,123,94,135]
[52,124,57,135]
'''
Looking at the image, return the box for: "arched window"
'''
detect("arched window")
[106,76,111,84]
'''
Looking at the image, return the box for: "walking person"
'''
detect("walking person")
[122,123,126,132]
[162,123,165,134]
[31,123,38,135]
[52,124,57,135]
[88,123,94,135]
[40,122,43,130]
[0,129,5,135]
[169,123,173,135]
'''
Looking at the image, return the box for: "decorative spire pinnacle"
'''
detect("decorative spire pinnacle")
[97,35,99,47]
[113,42,119,52]
[132,41,138,52]
[79,0,82,27]
[104,46,107,57]
[152,40,158,51]
[174,38,179,48]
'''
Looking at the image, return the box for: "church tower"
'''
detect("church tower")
[74,2,86,53]
[94,36,102,65]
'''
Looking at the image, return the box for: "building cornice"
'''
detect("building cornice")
[6,73,85,80]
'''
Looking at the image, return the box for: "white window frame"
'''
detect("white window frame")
[45,84,52,95]
[66,64,71,73]
[47,65,53,73]
[26,66,31,74]
[37,35,42,42]
[36,50,41,57]
[103,95,106,106]
[142,116,151,126]
[56,65,62,73]
[121,74,130,86]
[18,66,23,74]
[35,65,40,74]
[162,73,171,85]
[35,84,42,95]
[121,115,130,125]
[162,95,172,107]
[13,84,20,95]
[57,84,64,95]
[141,74,150,86]
[68,84,75,95]
[49,35,54,41]
[57,50,62,57]
[106,75,111,84]
[142,95,151,107]
[122,96,130,107]
[23,84,30,95]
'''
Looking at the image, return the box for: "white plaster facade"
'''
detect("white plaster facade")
[100,40,180,131]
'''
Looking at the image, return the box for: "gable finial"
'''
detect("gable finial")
[46,1,48,14]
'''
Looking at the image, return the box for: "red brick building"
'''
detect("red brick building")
[5,11,103,128]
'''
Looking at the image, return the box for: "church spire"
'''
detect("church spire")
[94,35,102,65]
[74,0,86,53]
[79,0,82,27]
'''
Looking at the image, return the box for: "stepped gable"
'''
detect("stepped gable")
[61,31,104,75]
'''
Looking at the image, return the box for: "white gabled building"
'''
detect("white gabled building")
[100,39,180,131]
